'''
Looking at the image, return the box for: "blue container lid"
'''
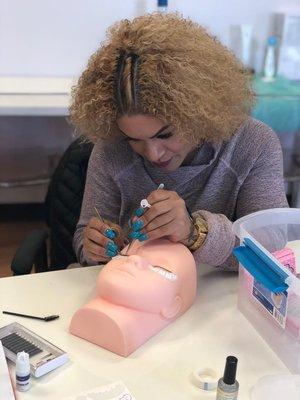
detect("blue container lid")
[158,0,168,6]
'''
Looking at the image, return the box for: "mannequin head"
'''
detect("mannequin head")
[98,239,196,319]
[70,239,197,356]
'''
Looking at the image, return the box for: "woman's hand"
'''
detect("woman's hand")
[130,189,193,244]
[83,217,125,262]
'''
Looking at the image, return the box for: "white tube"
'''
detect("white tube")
[240,25,253,68]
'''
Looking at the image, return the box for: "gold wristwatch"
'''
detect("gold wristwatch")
[187,216,208,252]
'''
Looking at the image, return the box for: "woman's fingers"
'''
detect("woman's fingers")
[136,200,173,229]
[130,190,191,243]
[106,220,126,248]
[83,217,120,261]
[142,210,176,233]
[146,219,177,241]
[147,188,172,205]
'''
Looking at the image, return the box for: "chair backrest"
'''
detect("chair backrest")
[46,138,93,270]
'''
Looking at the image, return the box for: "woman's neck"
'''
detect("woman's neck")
[182,146,199,166]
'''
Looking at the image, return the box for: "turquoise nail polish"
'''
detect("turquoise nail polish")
[106,242,118,251]
[129,231,141,239]
[132,220,143,231]
[104,229,116,239]
[106,248,117,257]
[135,207,144,217]
[138,233,148,242]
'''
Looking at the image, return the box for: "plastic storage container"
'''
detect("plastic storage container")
[233,208,300,373]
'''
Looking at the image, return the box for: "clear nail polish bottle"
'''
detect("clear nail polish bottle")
[216,356,239,400]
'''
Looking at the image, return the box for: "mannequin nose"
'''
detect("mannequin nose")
[128,255,149,270]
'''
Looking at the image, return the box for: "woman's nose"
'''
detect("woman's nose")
[144,142,165,163]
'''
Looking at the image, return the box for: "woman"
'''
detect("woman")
[70,13,287,269]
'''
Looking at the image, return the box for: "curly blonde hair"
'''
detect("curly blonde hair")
[70,13,254,144]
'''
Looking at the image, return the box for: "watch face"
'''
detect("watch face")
[195,217,208,233]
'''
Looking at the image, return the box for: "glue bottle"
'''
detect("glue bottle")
[16,351,30,391]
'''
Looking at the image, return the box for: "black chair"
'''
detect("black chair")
[10,138,94,275]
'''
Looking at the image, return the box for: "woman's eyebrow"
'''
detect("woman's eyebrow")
[118,124,171,139]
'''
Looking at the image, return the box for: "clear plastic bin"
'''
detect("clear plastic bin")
[233,208,300,373]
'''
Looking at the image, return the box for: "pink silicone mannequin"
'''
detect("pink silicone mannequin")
[70,239,197,356]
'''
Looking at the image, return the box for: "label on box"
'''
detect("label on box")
[252,279,288,329]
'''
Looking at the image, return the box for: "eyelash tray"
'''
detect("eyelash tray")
[0,322,69,377]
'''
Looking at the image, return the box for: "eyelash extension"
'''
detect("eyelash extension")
[150,266,177,281]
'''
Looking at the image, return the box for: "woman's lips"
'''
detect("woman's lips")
[153,158,172,168]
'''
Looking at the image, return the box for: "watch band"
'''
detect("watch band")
[188,216,208,252]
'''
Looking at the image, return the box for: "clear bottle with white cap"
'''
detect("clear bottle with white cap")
[16,351,31,391]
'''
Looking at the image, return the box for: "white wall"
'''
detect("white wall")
[1,0,299,78]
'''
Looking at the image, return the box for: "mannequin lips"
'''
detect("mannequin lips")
[114,266,134,277]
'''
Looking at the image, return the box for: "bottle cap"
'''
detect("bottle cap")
[223,356,238,385]
[16,351,30,375]
[267,36,277,46]
[158,0,168,7]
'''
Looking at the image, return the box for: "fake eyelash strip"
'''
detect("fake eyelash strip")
[1,332,42,357]
[150,266,177,281]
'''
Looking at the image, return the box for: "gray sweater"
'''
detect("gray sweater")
[74,118,288,269]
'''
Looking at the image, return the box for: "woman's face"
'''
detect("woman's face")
[117,114,196,172]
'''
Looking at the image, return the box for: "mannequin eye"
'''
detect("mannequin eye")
[150,266,177,281]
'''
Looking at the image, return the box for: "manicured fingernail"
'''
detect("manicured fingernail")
[112,229,118,237]
[132,220,143,231]
[105,248,118,257]
[129,231,141,239]
[128,218,132,228]
[134,207,144,217]
[106,241,118,251]
[138,233,148,242]
[104,228,116,239]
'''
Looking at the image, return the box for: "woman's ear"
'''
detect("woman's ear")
[160,295,182,319]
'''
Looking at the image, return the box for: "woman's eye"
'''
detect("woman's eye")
[122,136,139,142]
[157,132,173,140]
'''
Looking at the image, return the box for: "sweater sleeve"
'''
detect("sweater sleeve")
[192,130,288,270]
[73,141,121,265]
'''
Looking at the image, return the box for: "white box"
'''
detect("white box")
[0,342,15,400]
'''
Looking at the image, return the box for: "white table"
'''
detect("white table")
[0,265,288,399]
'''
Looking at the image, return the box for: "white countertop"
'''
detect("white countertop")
[0,77,75,116]
[0,265,288,400]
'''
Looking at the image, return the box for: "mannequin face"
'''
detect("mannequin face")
[98,254,181,317]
